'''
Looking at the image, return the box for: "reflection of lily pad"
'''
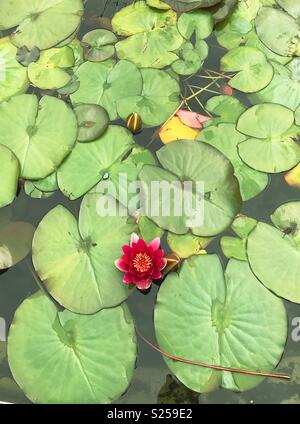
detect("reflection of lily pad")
[0,94,77,179]
[82,29,117,62]
[57,126,134,200]
[237,103,300,173]
[247,201,300,303]
[0,145,19,208]
[74,104,109,142]
[32,194,135,313]
[0,38,29,103]
[220,46,274,92]
[28,46,75,90]
[117,68,180,127]
[0,0,84,50]
[112,2,183,68]
[0,221,35,270]
[197,123,269,200]
[139,141,242,236]
[155,255,287,393]
[8,291,137,403]
[249,59,300,110]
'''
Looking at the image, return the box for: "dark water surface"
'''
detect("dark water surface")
[1,0,300,404]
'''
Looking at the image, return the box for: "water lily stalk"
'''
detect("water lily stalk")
[137,329,290,380]
[186,84,212,117]
[185,79,220,102]
[205,68,233,80]
[189,85,220,95]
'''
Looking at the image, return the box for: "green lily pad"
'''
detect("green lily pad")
[112,2,183,68]
[277,0,300,19]
[139,141,242,236]
[167,232,214,258]
[171,43,204,76]
[0,0,84,50]
[177,10,213,40]
[0,37,29,103]
[74,104,109,142]
[155,255,287,392]
[146,0,171,9]
[221,214,257,261]
[247,202,300,303]
[24,181,55,199]
[162,0,222,12]
[197,123,269,200]
[137,216,164,244]
[204,95,246,126]
[296,105,300,124]
[0,221,35,270]
[0,145,19,208]
[117,68,180,127]
[28,46,75,90]
[220,46,274,93]
[82,29,117,62]
[33,172,58,193]
[8,291,137,403]
[245,30,292,65]
[255,7,300,57]
[32,193,135,313]
[237,103,300,173]
[57,125,134,200]
[249,59,300,111]
[0,94,77,180]
[71,60,143,121]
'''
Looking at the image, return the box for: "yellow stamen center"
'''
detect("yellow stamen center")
[133,253,153,273]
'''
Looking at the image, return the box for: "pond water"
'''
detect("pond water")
[1,0,300,404]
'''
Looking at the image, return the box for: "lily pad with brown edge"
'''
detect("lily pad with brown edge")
[0,37,29,104]
[237,103,300,173]
[247,201,300,303]
[197,123,269,200]
[82,29,117,62]
[0,0,84,51]
[32,193,135,314]
[0,145,20,209]
[112,1,183,69]
[155,254,287,393]
[74,104,109,142]
[0,94,78,180]
[0,221,35,270]
[220,214,257,261]
[138,141,242,237]
[57,125,135,200]
[8,291,137,403]
[167,232,213,258]
[220,46,274,93]
[27,46,75,90]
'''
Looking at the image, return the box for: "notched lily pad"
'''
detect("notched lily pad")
[16,46,40,66]
[155,255,287,393]
[74,104,109,142]
[204,95,246,126]
[82,29,117,62]
[167,232,213,258]
[8,291,137,403]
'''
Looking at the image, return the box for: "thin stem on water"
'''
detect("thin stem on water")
[184,79,220,102]
[136,329,290,380]
[186,84,212,117]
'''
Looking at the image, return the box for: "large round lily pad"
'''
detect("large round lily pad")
[220,46,274,93]
[247,201,300,303]
[0,94,78,180]
[0,145,19,208]
[117,68,181,127]
[0,0,84,50]
[8,291,136,403]
[155,255,287,393]
[0,37,29,103]
[57,125,134,200]
[197,123,269,200]
[112,2,183,68]
[139,141,242,236]
[237,103,300,173]
[32,193,136,314]
[28,46,75,90]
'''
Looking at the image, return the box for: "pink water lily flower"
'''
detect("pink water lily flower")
[115,233,167,290]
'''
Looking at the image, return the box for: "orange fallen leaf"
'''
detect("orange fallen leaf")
[159,116,199,144]
[285,163,300,188]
